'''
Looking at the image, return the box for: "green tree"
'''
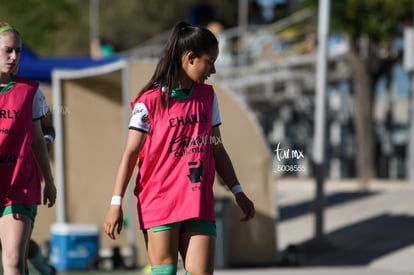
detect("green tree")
[87,0,239,54]
[0,0,237,57]
[0,0,82,56]
[303,0,414,187]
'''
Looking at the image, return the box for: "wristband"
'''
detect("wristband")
[110,195,123,205]
[231,184,243,195]
[44,134,54,144]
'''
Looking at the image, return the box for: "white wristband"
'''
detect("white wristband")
[44,134,54,144]
[110,196,123,205]
[231,184,243,195]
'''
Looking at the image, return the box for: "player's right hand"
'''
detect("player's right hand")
[103,206,123,240]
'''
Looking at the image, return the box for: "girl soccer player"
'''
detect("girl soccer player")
[104,21,255,275]
[0,22,56,275]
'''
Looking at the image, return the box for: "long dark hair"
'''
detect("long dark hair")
[138,21,218,108]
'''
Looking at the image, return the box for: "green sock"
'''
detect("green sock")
[29,250,53,275]
[151,264,177,275]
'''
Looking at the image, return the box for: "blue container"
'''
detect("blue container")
[50,223,100,271]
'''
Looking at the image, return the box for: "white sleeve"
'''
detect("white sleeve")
[129,102,150,133]
[32,88,48,120]
[212,92,221,127]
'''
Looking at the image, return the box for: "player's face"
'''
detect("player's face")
[0,32,21,75]
[185,47,218,84]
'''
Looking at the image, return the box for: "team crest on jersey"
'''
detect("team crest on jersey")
[141,114,149,124]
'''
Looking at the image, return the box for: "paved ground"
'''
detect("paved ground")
[270,178,414,275]
[209,178,414,275]
[22,178,414,274]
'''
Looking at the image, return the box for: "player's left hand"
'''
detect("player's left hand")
[43,179,57,207]
[235,192,255,221]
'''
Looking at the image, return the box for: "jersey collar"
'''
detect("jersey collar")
[0,74,16,94]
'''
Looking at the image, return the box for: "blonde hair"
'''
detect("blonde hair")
[0,22,20,37]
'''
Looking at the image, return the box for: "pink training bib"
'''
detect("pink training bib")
[0,76,39,206]
[131,83,216,229]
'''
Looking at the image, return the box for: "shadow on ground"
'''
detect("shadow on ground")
[278,191,377,222]
[300,213,414,266]
[278,191,414,267]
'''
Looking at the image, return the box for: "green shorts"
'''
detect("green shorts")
[145,218,216,236]
[0,204,37,227]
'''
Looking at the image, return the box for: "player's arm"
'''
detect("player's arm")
[212,126,255,221]
[32,119,56,207]
[104,101,149,239]
[212,126,239,189]
[112,129,146,197]
[104,129,146,240]
[41,111,55,151]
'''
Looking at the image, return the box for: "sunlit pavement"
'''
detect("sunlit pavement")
[23,178,414,275]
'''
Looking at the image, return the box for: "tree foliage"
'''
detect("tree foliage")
[0,0,81,55]
[303,0,414,41]
[0,0,238,57]
[301,0,414,183]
